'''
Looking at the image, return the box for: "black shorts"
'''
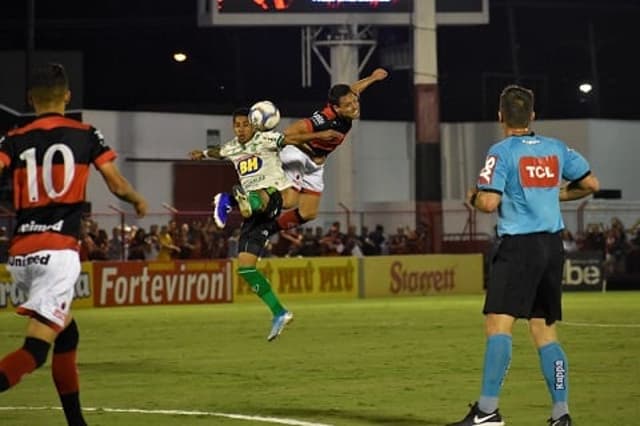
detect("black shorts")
[483,232,565,325]
[238,189,283,257]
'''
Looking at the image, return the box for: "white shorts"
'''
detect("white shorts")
[7,249,80,331]
[279,145,324,194]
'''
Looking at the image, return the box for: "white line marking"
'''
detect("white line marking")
[562,321,640,329]
[0,406,334,426]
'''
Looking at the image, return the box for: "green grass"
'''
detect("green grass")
[1,292,639,425]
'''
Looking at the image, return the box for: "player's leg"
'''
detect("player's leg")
[281,186,299,210]
[448,235,545,425]
[529,233,571,426]
[1,250,87,425]
[52,315,88,426]
[0,316,54,392]
[277,158,324,230]
[236,208,292,341]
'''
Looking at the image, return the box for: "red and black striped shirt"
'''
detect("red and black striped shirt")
[0,113,116,255]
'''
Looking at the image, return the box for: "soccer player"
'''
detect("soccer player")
[0,63,147,426]
[211,68,389,231]
[446,85,600,426]
[189,107,339,341]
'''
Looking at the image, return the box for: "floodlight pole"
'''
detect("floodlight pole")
[306,25,377,219]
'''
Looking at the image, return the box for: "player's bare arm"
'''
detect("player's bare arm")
[350,67,388,95]
[283,129,343,145]
[189,146,222,160]
[466,187,501,213]
[97,161,148,217]
[559,173,600,201]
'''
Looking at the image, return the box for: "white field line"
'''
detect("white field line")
[0,406,335,426]
[562,321,640,329]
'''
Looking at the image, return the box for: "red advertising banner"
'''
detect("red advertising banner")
[93,260,233,307]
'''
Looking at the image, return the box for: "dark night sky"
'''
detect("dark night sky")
[1,0,639,122]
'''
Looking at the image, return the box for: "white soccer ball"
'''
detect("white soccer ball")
[249,100,281,131]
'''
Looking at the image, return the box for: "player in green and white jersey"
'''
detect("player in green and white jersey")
[190,107,338,341]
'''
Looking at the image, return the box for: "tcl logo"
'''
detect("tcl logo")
[519,156,559,187]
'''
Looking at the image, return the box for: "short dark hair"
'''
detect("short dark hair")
[232,107,250,121]
[499,84,534,128]
[327,84,353,106]
[29,63,69,103]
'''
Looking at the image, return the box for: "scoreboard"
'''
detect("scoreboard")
[200,0,489,26]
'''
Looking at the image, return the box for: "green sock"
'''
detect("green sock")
[238,266,286,316]
[247,191,265,212]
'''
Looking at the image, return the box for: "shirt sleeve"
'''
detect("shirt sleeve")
[562,145,590,181]
[219,140,235,158]
[476,144,508,194]
[260,131,285,150]
[90,127,117,167]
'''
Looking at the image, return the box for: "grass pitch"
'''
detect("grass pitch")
[1,292,639,425]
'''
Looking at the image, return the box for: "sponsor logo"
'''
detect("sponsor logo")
[236,261,356,295]
[98,263,232,306]
[478,155,497,185]
[310,112,326,127]
[519,155,559,187]
[18,219,64,233]
[562,258,601,286]
[8,254,52,266]
[389,261,455,294]
[554,360,566,390]
[237,156,263,176]
[473,414,497,424]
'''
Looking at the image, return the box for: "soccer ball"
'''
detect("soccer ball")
[249,100,281,131]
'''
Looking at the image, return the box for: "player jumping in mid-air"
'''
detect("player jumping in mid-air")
[211,68,388,232]
[189,107,339,341]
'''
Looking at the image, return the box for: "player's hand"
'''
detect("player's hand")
[134,198,148,218]
[189,150,205,160]
[317,129,343,141]
[371,68,388,81]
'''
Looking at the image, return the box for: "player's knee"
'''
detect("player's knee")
[23,337,51,368]
[299,210,317,222]
[54,319,79,354]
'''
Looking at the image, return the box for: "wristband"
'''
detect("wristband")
[202,149,209,159]
[469,193,478,207]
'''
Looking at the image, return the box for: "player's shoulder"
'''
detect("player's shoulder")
[255,130,283,143]
[309,105,334,126]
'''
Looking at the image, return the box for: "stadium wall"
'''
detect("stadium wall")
[80,110,639,235]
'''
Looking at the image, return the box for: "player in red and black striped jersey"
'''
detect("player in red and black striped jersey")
[276,67,388,229]
[0,63,147,426]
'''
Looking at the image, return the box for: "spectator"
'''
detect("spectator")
[157,225,180,261]
[561,229,578,253]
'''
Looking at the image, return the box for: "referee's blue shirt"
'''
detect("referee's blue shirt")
[476,133,590,237]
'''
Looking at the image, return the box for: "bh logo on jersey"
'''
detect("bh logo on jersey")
[519,155,559,187]
[237,156,263,176]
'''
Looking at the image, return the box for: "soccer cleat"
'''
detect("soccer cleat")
[232,185,253,219]
[446,402,505,426]
[548,414,572,426]
[212,192,233,228]
[267,311,294,342]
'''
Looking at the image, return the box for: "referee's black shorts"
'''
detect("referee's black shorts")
[483,231,565,325]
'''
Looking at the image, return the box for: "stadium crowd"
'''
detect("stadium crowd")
[74,216,430,262]
[560,216,640,275]
[1,213,637,276]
